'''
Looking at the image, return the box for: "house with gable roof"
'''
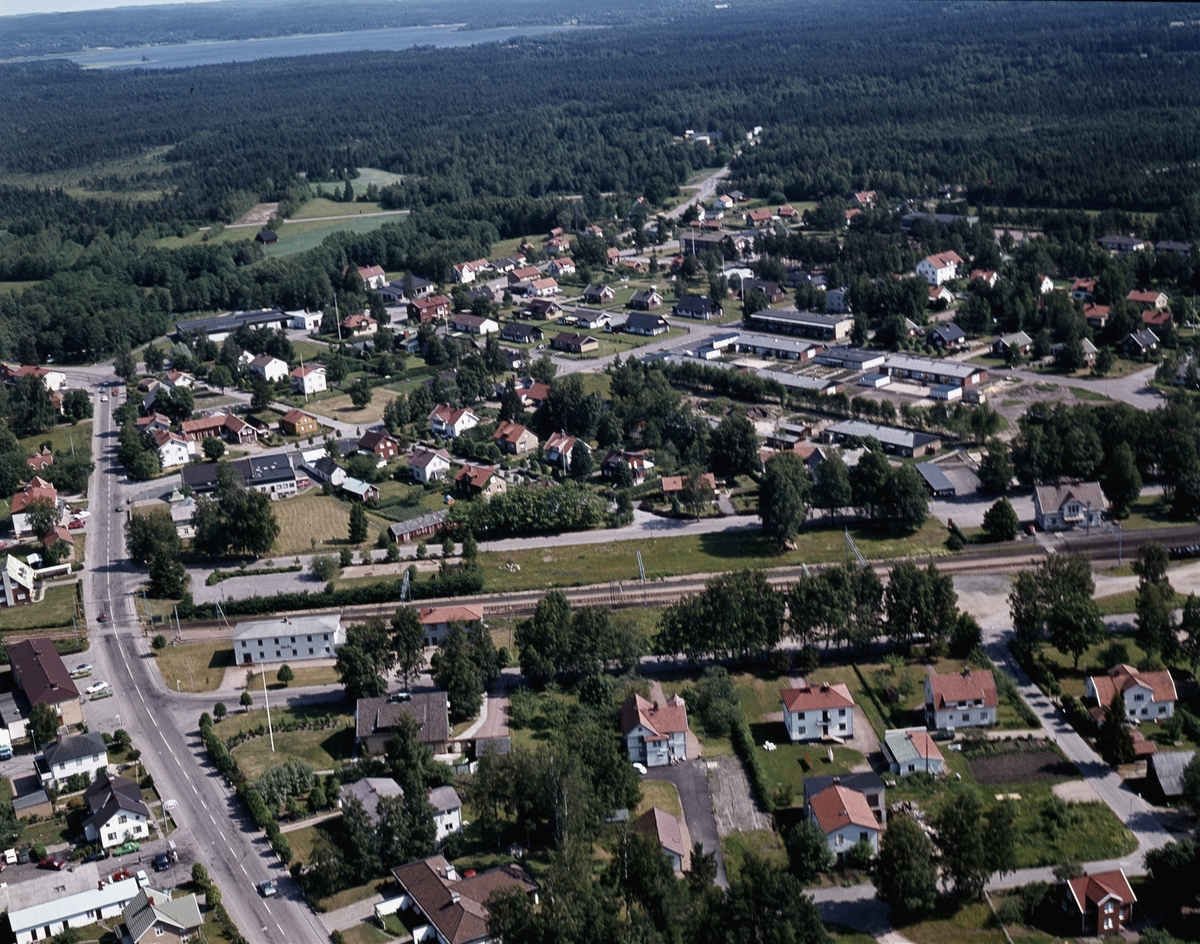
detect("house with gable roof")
[915,250,964,286]
[391,855,538,944]
[248,354,289,383]
[121,886,203,944]
[637,807,688,872]
[882,728,945,776]
[545,431,589,470]
[619,693,689,767]
[9,636,82,726]
[806,783,880,863]
[340,776,404,825]
[1086,663,1176,722]
[407,447,453,484]
[781,681,856,742]
[1033,481,1106,531]
[429,785,463,842]
[493,420,537,455]
[83,771,151,848]
[1063,869,1136,936]
[39,731,109,789]
[454,463,506,499]
[10,476,59,536]
[924,668,997,731]
[357,692,451,755]
[429,404,480,438]
[290,364,327,395]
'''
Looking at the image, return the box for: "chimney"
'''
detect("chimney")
[451,892,461,904]
[832,776,840,784]
[820,682,829,692]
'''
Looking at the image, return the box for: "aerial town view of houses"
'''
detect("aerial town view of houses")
[2,2,1200,944]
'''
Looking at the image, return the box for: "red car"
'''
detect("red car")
[97,613,108,623]
[38,857,68,871]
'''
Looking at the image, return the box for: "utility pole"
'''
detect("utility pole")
[261,664,276,753]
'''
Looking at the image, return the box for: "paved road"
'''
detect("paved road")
[83,388,327,944]
[666,165,731,220]
[644,760,728,888]
[1006,364,1162,411]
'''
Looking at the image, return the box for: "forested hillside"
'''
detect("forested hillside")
[0,0,1199,363]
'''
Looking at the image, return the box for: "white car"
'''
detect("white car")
[100,395,108,402]
[632,762,648,775]
[71,663,94,678]
[84,680,110,696]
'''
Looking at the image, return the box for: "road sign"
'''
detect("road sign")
[163,799,178,813]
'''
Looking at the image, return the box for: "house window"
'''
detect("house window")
[1134,693,1144,701]
[276,651,281,658]
[1104,918,1113,930]
[119,815,127,824]
[838,709,846,717]
[290,637,296,643]
[307,636,313,642]
[1105,902,1114,914]
[1159,706,1167,714]
[107,832,117,841]
[838,723,846,732]
[324,634,329,640]
[274,638,279,644]
[309,649,314,655]
[242,642,248,648]
[834,834,844,846]
[860,832,869,842]
[798,726,806,735]
[962,714,970,722]
[258,652,264,660]
[156,923,165,936]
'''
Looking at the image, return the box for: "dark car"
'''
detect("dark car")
[16,848,29,864]
[38,857,68,870]
[83,849,111,864]
[154,853,170,871]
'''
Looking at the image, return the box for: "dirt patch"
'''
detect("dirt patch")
[967,748,1076,785]
[233,202,280,226]
[708,755,771,837]
[1052,779,1104,804]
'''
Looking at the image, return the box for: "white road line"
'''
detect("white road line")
[240,863,247,874]
[277,923,284,935]
[209,815,217,824]
[219,830,227,841]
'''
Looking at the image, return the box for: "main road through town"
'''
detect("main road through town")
[83,387,327,944]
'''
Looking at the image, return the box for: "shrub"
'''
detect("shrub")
[845,837,875,871]
[214,703,227,721]
[151,634,167,651]
[192,862,209,884]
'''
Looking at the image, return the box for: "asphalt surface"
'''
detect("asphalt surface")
[644,760,728,888]
[82,387,328,944]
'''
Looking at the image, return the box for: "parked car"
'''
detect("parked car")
[111,867,133,881]
[97,613,108,623]
[83,849,111,864]
[115,503,124,512]
[38,857,68,870]
[257,880,277,898]
[100,395,109,402]
[136,869,149,887]
[111,841,141,856]
[16,848,29,864]
[91,689,114,701]
[72,663,94,678]
[84,680,110,695]
[154,853,170,871]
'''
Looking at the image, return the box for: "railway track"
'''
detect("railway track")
[144,522,1200,639]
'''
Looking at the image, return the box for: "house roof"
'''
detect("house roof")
[1071,278,1096,292]
[501,322,542,340]
[1149,749,1196,797]
[7,876,140,938]
[1125,328,1160,349]
[1143,309,1172,327]
[916,462,956,495]
[619,694,688,738]
[545,431,580,454]
[389,510,448,539]
[584,283,612,295]
[998,331,1032,348]
[747,207,773,221]
[1127,289,1166,305]
[1088,663,1177,707]
[430,404,478,426]
[930,324,965,343]
[529,278,559,291]
[1083,303,1110,320]
[552,332,595,347]
[661,472,717,494]
[636,807,687,859]
[802,771,885,804]
[923,250,964,269]
[883,728,944,767]
[124,887,203,942]
[428,785,462,813]
[1034,481,1107,514]
[44,731,107,769]
[455,464,497,490]
[250,353,284,369]
[359,429,398,450]
[926,669,998,711]
[494,421,533,445]
[231,613,341,641]
[419,603,485,626]
[515,380,549,402]
[626,312,668,330]
[82,771,150,835]
[782,682,855,712]
[1065,870,1136,913]
[408,448,452,470]
[291,365,324,378]
[674,294,718,315]
[392,856,536,944]
[10,477,57,516]
[342,777,403,823]
[357,692,450,745]
[8,637,79,705]
[808,784,878,835]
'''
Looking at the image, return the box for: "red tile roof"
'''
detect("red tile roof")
[808,784,878,834]
[619,694,688,738]
[782,682,855,713]
[454,464,497,490]
[493,421,533,445]
[419,604,485,625]
[925,250,964,269]
[1065,870,1136,913]
[660,473,717,494]
[926,669,998,711]
[10,477,57,515]
[429,405,477,426]
[1088,663,1176,707]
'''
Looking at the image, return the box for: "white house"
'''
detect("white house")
[781,681,855,742]
[619,694,689,767]
[924,668,998,731]
[290,365,327,395]
[807,784,879,863]
[357,265,388,290]
[40,732,109,789]
[882,728,945,776]
[429,404,479,438]
[6,872,141,944]
[545,431,589,471]
[1033,481,1107,531]
[914,250,964,286]
[407,447,453,484]
[248,354,289,383]
[231,613,345,665]
[82,771,151,849]
[452,258,490,284]
[151,430,193,469]
[1086,663,1177,721]
[428,785,463,842]
[288,309,324,331]
[418,603,485,648]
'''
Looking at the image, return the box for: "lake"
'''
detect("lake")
[56,23,588,70]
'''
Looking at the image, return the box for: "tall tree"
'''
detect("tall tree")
[1098,691,1135,765]
[433,622,483,722]
[982,497,1020,541]
[680,465,715,519]
[391,606,425,690]
[759,452,811,547]
[335,642,387,701]
[340,794,382,883]
[932,786,988,900]
[515,590,571,687]
[1046,597,1106,669]
[1101,441,1142,517]
[812,451,852,521]
[1136,582,1177,661]
[875,813,938,920]
[709,412,760,479]
[349,503,369,544]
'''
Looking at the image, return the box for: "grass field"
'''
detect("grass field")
[0,582,77,631]
[153,641,235,693]
[274,665,341,688]
[475,518,950,591]
[226,705,355,779]
[720,829,787,882]
[19,421,93,462]
[263,216,401,258]
[290,197,386,219]
[900,902,1061,944]
[1119,491,1194,531]
[271,491,394,556]
[304,386,402,425]
[285,819,342,866]
[635,779,683,819]
[547,325,687,360]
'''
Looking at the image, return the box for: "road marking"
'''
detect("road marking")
[209,815,216,824]
[240,863,247,874]
[219,830,227,841]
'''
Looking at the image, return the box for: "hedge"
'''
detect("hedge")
[730,705,775,814]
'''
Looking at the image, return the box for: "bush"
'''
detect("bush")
[151,634,167,651]
[214,703,227,721]
[731,706,774,812]
[192,861,209,884]
[845,837,875,871]
[31,842,46,861]
[768,649,791,675]
[310,555,339,582]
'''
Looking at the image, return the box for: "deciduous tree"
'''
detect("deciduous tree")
[876,813,938,920]
[759,452,811,547]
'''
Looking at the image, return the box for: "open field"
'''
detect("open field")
[224,705,355,779]
[547,325,688,360]
[273,665,341,688]
[153,640,235,693]
[475,518,951,591]
[271,491,394,556]
[720,828,787,882]
[290,197,385,219]
[19,421,93,462]
[304,386,402,425]
[0,582,77,631]
[1119,491,1194,531]
[967,747,1075,784]
[264,216,400,258]
[900,902,1060,944]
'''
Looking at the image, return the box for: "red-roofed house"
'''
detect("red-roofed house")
[354,265,387,290]
[851,190,877,208]
[429,405,479,439]
[924,668,997,731]
[1071,278,1097,302]
[358,429,400,461]
[10,477,58,536]
[1083,303,1110,329]
[1143,309,1172,329]
[636,807,688,872]
[43,526,74,558]
[806,784,879,862]
[514,379,550,407]
[545,431,588,470]
[1064,869,1136,936]
[342,313,378,337]
[452,258,490,285]
[391,855,538,944]
[844,207,861,225]
[454,464,506,499]
[661,473,718,499]
[915,250,964,286]
[409,295,452,324]
[1085,663,1176,721]
[778,204,798,219]
[290,364,327,396]
[419,603,485,648]
[619,693,689,767]
[493,421,537,456]
[1126,289,1168,311]
[745,207,773,227]
[782,681,856,742]
[27,446,53,473]
[280,409,320,438]
[181,412,258,445]
[9,636,83,727]
[970,269,999,288]
[927,285,954,307]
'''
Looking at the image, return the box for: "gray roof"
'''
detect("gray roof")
[1149,750,1196,797]
[123,887,203,942]
[735,333,817,356]
[235,452,296,486]
[1034,481,1107,514]
[12,788,49,811]
[802,771,884,803]
[815,347,887,368]
[998,331,1032,348]
[180,462,221,491]
[428,785,462,813]
[826,419,940,451]
[82,772,150,833]
[43,731,107,769]
[749,308,852,329]
[232,613,341,642]
[883,354,981,381]
[174,308,289,337]
[389,510,448,538]
[8,874,139,937]
[758,370,837,392]
[357,692,450,746]
[341,777,403,823]
[1125,328,1160,349]
[916,463,956,496]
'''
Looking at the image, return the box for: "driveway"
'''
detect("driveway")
[643,760,728,888]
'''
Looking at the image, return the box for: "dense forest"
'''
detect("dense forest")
[1,1,1199,362]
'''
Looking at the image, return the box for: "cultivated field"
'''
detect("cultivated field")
[304,386,402,425]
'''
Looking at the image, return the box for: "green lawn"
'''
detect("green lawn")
[18,421,93,461]
[548,325,687,360]
[285,818,343,866]
[476,518,951,591]
[263,216,400,258]
[0,582,78,631]
[225,705,356,779]
[1118,492,1195,531]
[339,923,397,944]
[270,491,395,555]
[635,779,683,819]
[290,197,385,219]
[720,829,787,882]
[153,641,235,693]
[899,901,1061,944]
